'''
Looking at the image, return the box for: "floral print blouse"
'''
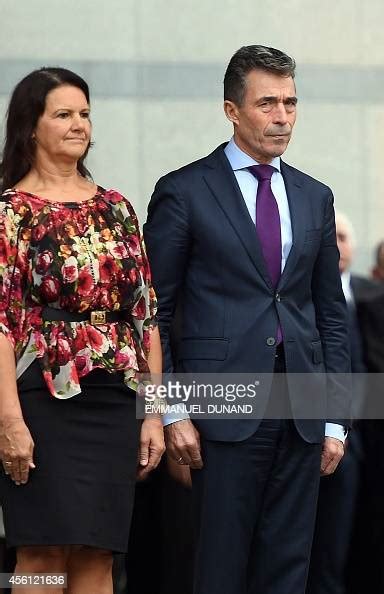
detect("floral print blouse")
[0,187,157,398]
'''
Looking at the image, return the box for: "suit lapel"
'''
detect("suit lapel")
[278,162,307,289]
[203,146,273,289]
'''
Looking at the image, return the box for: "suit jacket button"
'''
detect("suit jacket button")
[267,337,276,346]
[275,292,281,302]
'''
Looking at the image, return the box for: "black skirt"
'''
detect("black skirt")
[0,360,140,552]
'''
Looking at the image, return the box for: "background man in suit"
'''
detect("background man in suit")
[372,240,384,281]
[350,240,384,593]
[307,212,367,594]
[144,45,351,594]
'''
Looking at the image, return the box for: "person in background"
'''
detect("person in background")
[306,211,369,594]
[349,239,384,593]
[0,67,164,594]
[125,304,194,594]
[372,240,384,282]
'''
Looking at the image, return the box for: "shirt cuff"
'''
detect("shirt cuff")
[162,404,190,427]
[325,422,347,444]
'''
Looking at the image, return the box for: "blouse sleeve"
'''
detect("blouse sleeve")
[0,198,32,354]
[128,202,158,352]
[132,231,158,355]
[109,192,158,357]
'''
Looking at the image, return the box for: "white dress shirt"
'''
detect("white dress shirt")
[341,270,354,304]
[224,138,292,272]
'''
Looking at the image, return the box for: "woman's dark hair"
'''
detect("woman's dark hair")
[0,67,92,192]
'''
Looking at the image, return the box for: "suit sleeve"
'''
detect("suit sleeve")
[311,191,352,427]
[143,175,191,373]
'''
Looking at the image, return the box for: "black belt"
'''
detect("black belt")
[42,306,131,326]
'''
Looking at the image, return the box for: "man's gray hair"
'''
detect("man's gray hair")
[224,45,296,106]
[335,211,356,247]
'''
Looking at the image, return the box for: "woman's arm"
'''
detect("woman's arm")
[0,334,35,485]
[0,198,35,484]
[147,325,162,380]
[137,326,165,480]
[113,194,165,478]
[0,334,22,418]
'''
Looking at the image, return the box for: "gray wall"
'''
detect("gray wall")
[1,0,383,274]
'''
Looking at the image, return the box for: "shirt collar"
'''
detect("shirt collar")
[341,270,351,287]
[341,270,353,302]
[224,137,281,173]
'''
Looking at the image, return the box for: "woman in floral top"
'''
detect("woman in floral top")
[0,67,164,594]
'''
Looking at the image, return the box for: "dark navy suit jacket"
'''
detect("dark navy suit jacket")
[144,143,351,442]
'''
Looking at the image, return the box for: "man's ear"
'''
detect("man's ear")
[224,100,240,126]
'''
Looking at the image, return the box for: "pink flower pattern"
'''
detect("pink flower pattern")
[0,187,157,398]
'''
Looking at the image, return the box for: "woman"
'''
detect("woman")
[0,67,164,594]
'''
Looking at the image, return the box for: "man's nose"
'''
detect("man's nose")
[272,102,289,124]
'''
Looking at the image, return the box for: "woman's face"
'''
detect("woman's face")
[33,84,91,165]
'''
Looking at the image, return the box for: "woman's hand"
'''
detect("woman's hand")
[0,418,35,485]
[137,417,165,481]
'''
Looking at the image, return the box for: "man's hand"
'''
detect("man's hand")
[137,417,165,480]
[320,436,344,476]
[165,419,203,469]
[167,453,192,488]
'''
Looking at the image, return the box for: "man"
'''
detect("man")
[307,212,368,594]
[350,240,384,593]
[372,240,384,281]
[144,45,351,594]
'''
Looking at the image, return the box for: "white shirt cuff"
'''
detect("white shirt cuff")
[162,404,190,426]
[325,422,346,443]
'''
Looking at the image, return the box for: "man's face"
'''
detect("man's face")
[224,69,297,163]
[372,246,384,282]
[336,218,354,274]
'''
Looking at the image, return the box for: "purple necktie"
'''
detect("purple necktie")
[249,164,282,287]
[249,164,282,342]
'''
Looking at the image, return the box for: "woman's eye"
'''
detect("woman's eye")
[57,112,69,118]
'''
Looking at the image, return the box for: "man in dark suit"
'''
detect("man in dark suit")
[372,240,384,282]
[351,253,384,593]
[307,211,370,594]
[144,45,351,594]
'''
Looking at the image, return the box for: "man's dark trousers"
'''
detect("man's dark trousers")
[192,350,322,594]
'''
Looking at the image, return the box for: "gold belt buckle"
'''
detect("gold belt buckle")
[90,310,106,325]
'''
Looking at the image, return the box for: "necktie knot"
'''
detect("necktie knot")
[248,164,277,182]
